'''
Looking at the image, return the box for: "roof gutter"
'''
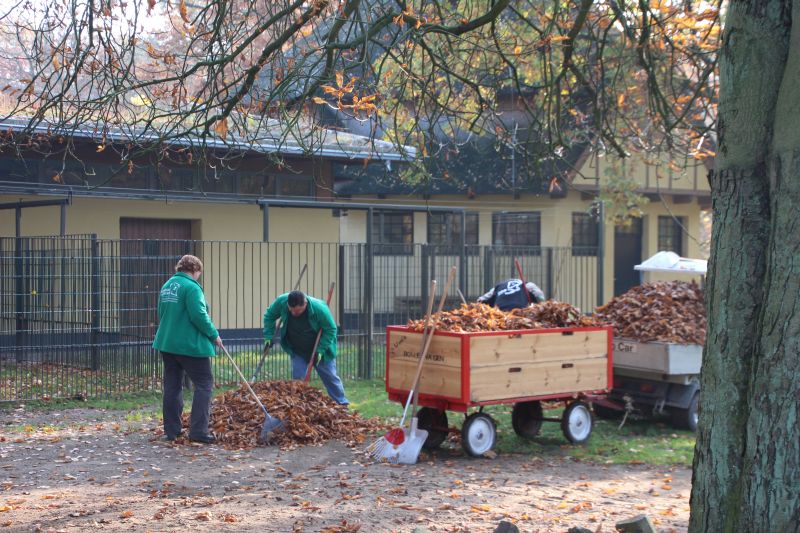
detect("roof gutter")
[0,120,415,162]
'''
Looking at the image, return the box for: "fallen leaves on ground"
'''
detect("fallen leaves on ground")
[173,380,385,450]
[594,280,705,344]
[406,301,597,332]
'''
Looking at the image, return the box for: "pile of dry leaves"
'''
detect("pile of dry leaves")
[594,280,706,344]
[178,380,384,450]
[406,301,597,333]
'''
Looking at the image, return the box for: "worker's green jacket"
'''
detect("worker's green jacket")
[152,272,219,357]
[263,293,337,361]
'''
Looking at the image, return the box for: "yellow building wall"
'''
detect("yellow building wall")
[578,151,711,194]
[0,194,342,332]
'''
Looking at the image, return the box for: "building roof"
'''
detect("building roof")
[0,115,415,162]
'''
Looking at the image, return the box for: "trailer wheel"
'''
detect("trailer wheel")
[461,413,497,457]
[417,407,448,449]
[511,401,543,438]
[671,392,699,431]
[561,401,593,444]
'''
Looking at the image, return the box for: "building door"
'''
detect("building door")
[120,218,195,340]
[613,218,642,296]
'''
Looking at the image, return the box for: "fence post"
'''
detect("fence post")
[420,244,430,317]
[483,246,494,296]
[90,235,101,371]
[365,209,374,376]
[546,248,554,299]
[459,211,467,297]
[14,234,25,363]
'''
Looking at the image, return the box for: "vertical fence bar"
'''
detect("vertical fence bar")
[365,209,374,371]
[90,234,100,371]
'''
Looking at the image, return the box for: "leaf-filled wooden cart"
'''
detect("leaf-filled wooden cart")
[385,325,613,456]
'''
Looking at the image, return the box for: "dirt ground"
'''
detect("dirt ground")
[0,407,691,533]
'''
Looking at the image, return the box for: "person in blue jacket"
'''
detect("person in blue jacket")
[263,290,348,405]
[477,278,546,311]
[153,254,223,444]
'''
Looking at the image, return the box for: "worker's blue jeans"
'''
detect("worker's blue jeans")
[289,352,349,405]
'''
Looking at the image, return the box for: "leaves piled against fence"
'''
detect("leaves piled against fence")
[406,301,597,332]
[593,280,706,344]
[180,380,385,450]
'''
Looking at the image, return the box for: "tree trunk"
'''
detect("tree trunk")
[690,0,800,531]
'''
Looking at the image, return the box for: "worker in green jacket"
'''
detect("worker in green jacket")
[263,290,348,405]
[153,254,223,444]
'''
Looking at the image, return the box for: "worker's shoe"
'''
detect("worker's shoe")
[188,434,216,444]
[161,432,183,442]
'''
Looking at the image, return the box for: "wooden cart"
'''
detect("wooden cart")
[385,325,613,456]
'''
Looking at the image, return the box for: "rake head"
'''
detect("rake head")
[258,415,285,444]
[366,420,427,464]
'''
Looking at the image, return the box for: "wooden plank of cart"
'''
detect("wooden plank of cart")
[385,325,614,457]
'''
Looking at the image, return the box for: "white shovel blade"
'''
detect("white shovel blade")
[395,426,428,465]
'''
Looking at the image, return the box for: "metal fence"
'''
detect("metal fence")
[0,236,599,401]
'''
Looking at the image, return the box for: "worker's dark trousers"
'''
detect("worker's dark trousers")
[161,352,214,438]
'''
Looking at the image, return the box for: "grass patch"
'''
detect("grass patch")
[4,390,164,412]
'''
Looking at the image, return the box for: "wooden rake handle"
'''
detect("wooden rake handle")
[398,279,437,428]
[251,263,308,382]
[514,257,532,305]
[412,265,457,416]
[304,281,336,382]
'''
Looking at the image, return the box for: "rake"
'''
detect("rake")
[303,281,336,382]
[222,346,285,443]
[250,264,307,383]
[514,257,533,305]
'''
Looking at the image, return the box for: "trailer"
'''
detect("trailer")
[592,251,705,431]
[593,338,702,430]
[385,325,613,456]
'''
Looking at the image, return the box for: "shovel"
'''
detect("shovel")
[222,346,285,443]
[366,279,437,463]
[368,266,457,464]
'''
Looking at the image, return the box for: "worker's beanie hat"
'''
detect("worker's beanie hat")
[287,290,306,307]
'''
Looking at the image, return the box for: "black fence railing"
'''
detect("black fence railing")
[0,236,599,401]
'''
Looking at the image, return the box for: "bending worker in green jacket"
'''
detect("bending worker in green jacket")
[263,290,349,405]
[153,254,223,444]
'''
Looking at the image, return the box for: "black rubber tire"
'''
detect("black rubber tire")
[461,412,497,457]
[416,407,449,449]
[511,401,543,438]
[561,401,594,444]
[671,393,699,431]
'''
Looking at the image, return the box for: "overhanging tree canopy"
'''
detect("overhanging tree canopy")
[2,2,797,531]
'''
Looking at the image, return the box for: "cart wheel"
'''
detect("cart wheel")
[511,401,543,438]
[461,413,497,457]
[671,392,699,431]
[417,407,448,449]
[561,401,593,444]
